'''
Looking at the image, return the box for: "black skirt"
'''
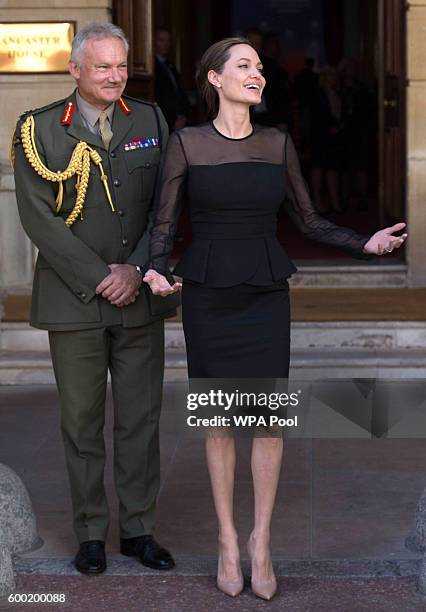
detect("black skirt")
[181,280,291,379]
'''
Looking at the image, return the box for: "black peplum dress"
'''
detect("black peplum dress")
[147,122,370,379]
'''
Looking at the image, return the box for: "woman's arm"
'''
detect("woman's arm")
[282,133,407,257]
[144,130,188,295]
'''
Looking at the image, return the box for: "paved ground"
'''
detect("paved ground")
[1,576,426,612]
[1,384,426,611]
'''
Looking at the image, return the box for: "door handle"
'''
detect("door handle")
[384,99,397,108]
[384,74,400,128]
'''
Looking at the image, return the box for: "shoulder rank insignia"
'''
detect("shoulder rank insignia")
[124,137,159,151]
[61,101,75,125]
[118,97,131,115]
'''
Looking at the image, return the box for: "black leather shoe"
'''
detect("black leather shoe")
[120,535,175,570]
[74,540,106,574]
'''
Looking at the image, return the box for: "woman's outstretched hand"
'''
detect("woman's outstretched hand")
[363,222,407,256]
[143,269,182,296]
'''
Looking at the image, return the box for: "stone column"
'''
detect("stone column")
[0,1,112,313]
[407,1,426,287]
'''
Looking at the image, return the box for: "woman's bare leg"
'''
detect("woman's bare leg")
[205,433,241,585]
[248,436,283,593]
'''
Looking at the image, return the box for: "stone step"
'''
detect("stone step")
[2,321,426,352]
[2,320,426,384]
[1,347,426,384]
[0,349,187,385]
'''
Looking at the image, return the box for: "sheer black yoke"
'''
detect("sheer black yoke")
[148,122,371,286]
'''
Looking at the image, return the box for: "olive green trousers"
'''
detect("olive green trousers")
[49,320,164,543]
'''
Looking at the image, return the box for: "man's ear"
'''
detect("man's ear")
[68,60,80,80]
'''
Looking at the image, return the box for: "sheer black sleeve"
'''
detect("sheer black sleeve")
[282,133,372,259]
[147,130,188,274]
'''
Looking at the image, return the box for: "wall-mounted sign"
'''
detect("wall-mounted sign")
[0,22,74,73]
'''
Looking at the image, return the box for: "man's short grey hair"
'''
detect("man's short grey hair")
[71,23,129,64]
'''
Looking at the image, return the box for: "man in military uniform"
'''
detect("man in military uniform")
[13,23,180,574]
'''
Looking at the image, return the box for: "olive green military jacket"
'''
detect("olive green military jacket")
[13,89,179,331]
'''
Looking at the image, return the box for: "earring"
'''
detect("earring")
[217,84,221,88]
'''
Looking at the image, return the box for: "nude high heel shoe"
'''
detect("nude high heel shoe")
[216,571,244,597]
[251,574,277,601]
[247,536,278,601]
[216,549,244,597]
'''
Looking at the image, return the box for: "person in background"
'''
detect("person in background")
[245,27,290,130]
[294,57,319,159]
[339,57,374,212]
[295,57,319,110]
[155,26,190,131]
[310,65,344,214]
[263,30,287,68]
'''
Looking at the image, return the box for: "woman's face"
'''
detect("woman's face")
[208,44,265,107]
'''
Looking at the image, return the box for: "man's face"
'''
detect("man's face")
[155,30,171,57]
[69,37,128,109]
[246,31,262,54]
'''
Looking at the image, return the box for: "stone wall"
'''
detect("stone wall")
[407,0,426,286]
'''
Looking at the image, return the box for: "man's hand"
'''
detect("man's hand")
[363,222,407,256]
[143,269,182,296]
[95,264,142,307]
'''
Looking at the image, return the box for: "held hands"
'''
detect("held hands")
[143,269,182,296]
[362,222,408,256]
[95,264,142,308]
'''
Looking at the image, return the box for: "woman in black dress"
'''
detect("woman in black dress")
[143,38,407,600]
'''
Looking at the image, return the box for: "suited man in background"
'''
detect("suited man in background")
[245,27,291,130]
[155,27,190,131]
[13,22,179,575]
